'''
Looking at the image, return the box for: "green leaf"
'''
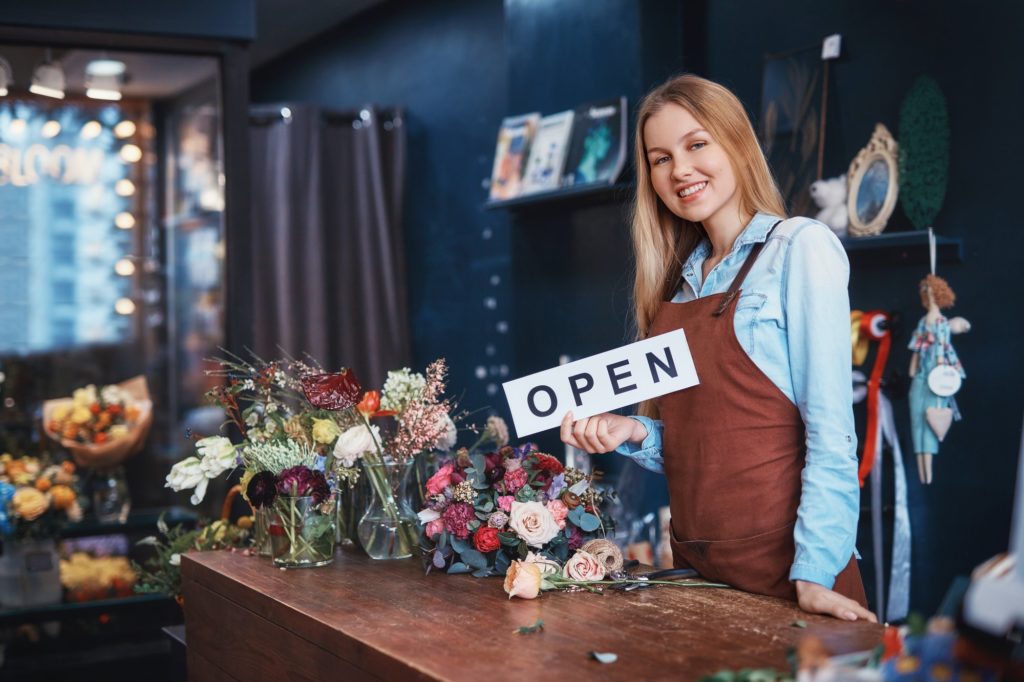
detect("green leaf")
[515,486,536,502]
[494,551,511,575]
[450,537,472,554]
[517,541,528,559]
[472,567,491,578]
[470,454,487,474]
[498,532,520,547]
[467,519,481,532]
[300,514,333,542]
[447,562,471,574]
[577,512,600,532]
[459,548,488,570]
[515,619,544,635]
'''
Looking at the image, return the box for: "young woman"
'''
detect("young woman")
[560,74,875,622]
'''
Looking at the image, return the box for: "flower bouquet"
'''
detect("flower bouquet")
[42,375,153,469]
[417,442,616,578]
[0,454,82,607]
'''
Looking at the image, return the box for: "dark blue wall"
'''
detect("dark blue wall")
[254,0,1023,615]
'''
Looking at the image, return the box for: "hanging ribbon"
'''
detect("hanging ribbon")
[871,392,912,622]
[858,310,891,486]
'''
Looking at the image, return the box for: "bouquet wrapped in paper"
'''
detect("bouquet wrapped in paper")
[43,376,153,469]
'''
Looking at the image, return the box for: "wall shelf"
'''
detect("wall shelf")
[841,231,964,268]
[484,181,633,211]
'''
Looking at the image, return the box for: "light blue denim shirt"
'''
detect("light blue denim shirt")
[616,212,859,589]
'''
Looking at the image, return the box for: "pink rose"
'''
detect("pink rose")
[503,467,528,493]
[503,560,542,600]
[546,499,568,529]
[426,462,454,496]
[498,495,514,513]
[565,550,605,581]
[425,518,445,538]
[509,501,561,548]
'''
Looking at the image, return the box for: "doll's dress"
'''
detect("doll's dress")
[908,316,965,454]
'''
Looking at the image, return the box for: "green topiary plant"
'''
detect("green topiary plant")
[898,76,950,230]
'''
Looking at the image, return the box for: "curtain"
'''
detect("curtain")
[249,104,411,388]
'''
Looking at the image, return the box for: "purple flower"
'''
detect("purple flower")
[276,466,329,503]
[247,471,278,508]
[547,472,566,499]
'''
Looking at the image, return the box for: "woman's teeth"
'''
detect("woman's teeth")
[678,182,707,198]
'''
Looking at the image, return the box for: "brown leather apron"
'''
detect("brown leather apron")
[651,225,867,606]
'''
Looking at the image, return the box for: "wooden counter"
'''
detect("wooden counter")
[182,547,881,681]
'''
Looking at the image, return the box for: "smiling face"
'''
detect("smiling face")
[643,102,743,227]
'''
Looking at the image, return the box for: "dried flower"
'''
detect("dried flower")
[482,416,509,448]
[276,466,329,503]
[311,418,341,444]
[487,511,509,529]
[380,368,426,412]
[442,502,475,539]
[426,462,455,496]
[452,480,476,504]
[12,487,48,520]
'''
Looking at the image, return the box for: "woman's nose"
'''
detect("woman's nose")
[671,158,692,181]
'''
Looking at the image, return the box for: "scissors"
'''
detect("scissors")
[610,566,701,591]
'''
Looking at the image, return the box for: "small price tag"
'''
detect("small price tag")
[822,34,842,60]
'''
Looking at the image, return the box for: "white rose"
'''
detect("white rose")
[524,551,562,577]
[100,384,125,405]
[564,550,606,581]
[433,414,457,451]
[508,501,561,548]
[333,424,381,467]
[197,436,236,478]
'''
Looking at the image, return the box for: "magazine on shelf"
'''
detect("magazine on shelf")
[562,96,627,188]
[488,112,540,201]
[520,109,575,195]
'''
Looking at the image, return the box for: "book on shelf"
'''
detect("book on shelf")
[487,112,541,201]
[562,96,628,188]
[520,109,575,196]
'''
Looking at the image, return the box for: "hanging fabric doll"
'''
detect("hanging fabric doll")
[908,274,970,484]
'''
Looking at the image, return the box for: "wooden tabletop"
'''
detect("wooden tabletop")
[182,546,882,681]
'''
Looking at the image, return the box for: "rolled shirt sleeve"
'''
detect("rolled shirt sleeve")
[614,415,665,474]
[783,223,860,588]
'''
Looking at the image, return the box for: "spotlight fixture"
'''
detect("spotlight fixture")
[29,51,65,99]
[0,57,12,97]
[80,120,102,140]
[113,120,136,138]
[85,58,125,101]
[41,120,61,138]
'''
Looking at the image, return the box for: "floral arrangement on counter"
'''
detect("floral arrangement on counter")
[0,454,81,540]
[42,375,153,469]
[61,553,137,602]
[164,351,459,564]
[418,441,617,578]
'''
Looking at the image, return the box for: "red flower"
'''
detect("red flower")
[442,502,475,539]
[532,453,564,475]
[473,526,500,553]
[301,369,362,410]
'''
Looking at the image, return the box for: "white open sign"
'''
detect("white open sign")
[502,329,699,438]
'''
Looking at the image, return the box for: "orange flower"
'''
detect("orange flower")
[50,485,76,510]
[89,402,102,415]
[35,477,52,492]
[94,432,108,444]
[61,461,76,474]
[503,560,543,600]
[357,390,397,418]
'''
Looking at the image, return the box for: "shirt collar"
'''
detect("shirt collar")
[682,211,781,274]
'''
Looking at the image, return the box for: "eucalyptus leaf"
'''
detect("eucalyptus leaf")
[432,551,446,569]
[470,454,487,474]
[447,562,471,574]
[494,551,511,575]
[567,506,585,526]
[499,532,520,547]
[467,519,481,532]
[459,548,488,570]
[450,537,471,554]
[472,567,491,578]
[577,512,600,532]
[589,652,617,664]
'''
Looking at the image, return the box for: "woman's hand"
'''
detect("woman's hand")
[795,580,877,622]
[559,412,647,454]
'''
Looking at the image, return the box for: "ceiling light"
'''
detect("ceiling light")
[85,58,125,101]
[114,298,136,315]
[114,120,136,138]
[119,144,142,163]
[8,118,25,137]
[29,53,65,99]
[41,120,61,138]
[80,120,102,139]
[114,258,135,276]
[115,212,135,229]
[0,57,12,97]
[115,179,135,196]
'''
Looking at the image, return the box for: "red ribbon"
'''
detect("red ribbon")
[858,311,891,487]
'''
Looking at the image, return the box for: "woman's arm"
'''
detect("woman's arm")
[783,223,865,606]
[559,412,665,473]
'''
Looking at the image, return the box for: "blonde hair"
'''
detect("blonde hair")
[632,74,786,417]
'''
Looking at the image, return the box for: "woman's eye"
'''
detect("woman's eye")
[690,141,706,151]
[654,155,670,165]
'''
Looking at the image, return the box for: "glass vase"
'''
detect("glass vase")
[91,465,131,523]
[253,506,274,557]
[268,496,336,568]
[357,456,419,560]
[334,484,358,547]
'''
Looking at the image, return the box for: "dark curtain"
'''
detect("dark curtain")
[249,104,411,387]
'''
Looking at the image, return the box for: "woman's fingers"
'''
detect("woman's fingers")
[797,581,878,622]
[560,412,582,449]
[560,412,614,453]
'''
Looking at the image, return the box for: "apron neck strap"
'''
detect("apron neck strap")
[713,219,783,317]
